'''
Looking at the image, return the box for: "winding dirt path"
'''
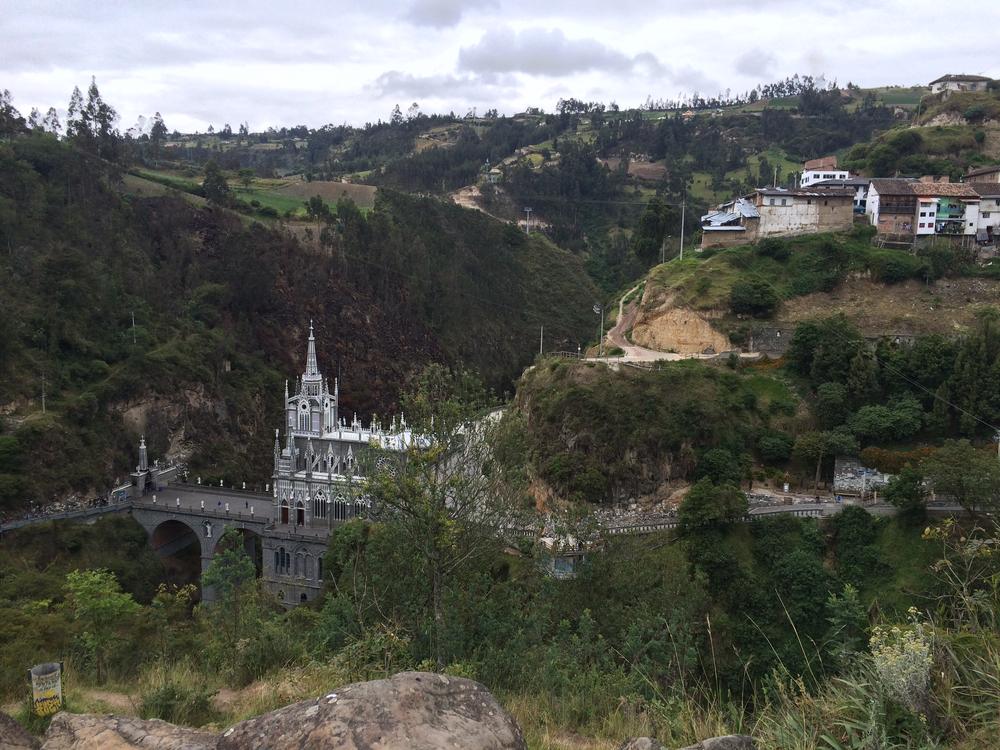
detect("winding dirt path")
[597,283,687,363]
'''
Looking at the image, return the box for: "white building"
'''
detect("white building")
[800,155,850,187]
[970,183,1000,244]
[929,74,992,94]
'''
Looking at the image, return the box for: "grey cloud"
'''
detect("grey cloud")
[669,66,720,95]
[458,28,662,77]
[734,49,776,79]
[406,0,495,27]
[371,70,515,102]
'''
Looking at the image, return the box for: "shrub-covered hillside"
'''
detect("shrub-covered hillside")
[0,134,597,509]
[515,358,800,504]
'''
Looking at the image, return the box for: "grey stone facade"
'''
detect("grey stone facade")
[127,326,415,606]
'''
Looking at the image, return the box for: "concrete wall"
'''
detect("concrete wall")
[757,196,853,238]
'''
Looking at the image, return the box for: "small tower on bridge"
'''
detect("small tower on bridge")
[131,435,150,495]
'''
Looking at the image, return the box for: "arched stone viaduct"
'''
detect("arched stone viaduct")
[131,484,330,605]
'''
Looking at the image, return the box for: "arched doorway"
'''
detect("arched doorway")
[280,500,289,525]
[150,519,202,592]
[296,501,305,526]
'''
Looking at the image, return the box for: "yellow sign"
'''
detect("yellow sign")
[30,662,62,716]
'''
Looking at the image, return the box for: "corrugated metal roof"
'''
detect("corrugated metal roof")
[735,197,760,218]
[702,211,740,226]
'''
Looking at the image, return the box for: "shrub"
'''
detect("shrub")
[757,237,790,261]
[730,276,779,317]
[139,679,216,726]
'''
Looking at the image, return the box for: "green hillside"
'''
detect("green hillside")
[0,134,596,509]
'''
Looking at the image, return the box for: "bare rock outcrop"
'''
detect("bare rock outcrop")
[0,711,40,750]
[217,671,526,750]
[40,713,217,750]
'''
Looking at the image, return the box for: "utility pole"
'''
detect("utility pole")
[773,166,778,188]
[678,200,686,260]
[41,373,46,414]
[523,207,532,234]
[131,311,137,345]
[539,325,544,357]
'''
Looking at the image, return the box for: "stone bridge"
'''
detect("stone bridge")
[130,484,331,605]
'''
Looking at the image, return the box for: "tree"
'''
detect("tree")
[66,85,85,139]
[202,160,230,203]
[0,89,25,138]
[305,195,331,221]
[64,569,140,681]
[42,106,61,136]
[678,478,748,529]
[237,168,254,189]
[27,107,42,131]
[729,276,779,317]
[364,364,523,668]
[815,382,849,428]
[202,531,257,647]
[922,439,1000,514]
[149,112,168,160]
[883,466,927,521]
[793,430,858,489]
[390,104,404,126]
[83,77,119,159]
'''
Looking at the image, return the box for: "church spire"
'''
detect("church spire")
[304,319,320,379]
[137,435,148,473]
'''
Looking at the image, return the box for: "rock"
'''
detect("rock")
[0,711,40,750]
[40,713,217,750]
[679,736,755,750]
[618,739,665,750]
[217,671,526,750]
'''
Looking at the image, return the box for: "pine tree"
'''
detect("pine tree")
[42,106,61,135]
[66,85,85,139]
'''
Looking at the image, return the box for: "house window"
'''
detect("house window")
[919,223,925,228]
[985,212,992,218]
[920,212,926,217]
[769,198,775,206]
[780,198,787,206]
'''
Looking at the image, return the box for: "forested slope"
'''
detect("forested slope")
[0,134,596,509]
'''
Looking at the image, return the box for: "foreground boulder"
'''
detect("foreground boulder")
[40,714,218,750]
[680,737,755,750]
[620,737,754,750]
[36,672,525,750]
[217,671,526,750]
[0,711,40,750]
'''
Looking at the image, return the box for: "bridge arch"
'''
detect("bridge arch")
[149,518,203,592]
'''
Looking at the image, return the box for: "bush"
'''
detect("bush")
[139,678,216,726]
[757,237,790,261]
[730,276,779,317]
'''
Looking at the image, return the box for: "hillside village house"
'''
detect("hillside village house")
[866,178,980,241]
[812,176,870,214]
[966,165,1000,184]
[929,74,992,94]
[969,183,1000,245]
[700,186,854,248]
[800,155,850,186]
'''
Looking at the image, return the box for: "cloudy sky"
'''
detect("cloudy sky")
[3,0,998,133]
